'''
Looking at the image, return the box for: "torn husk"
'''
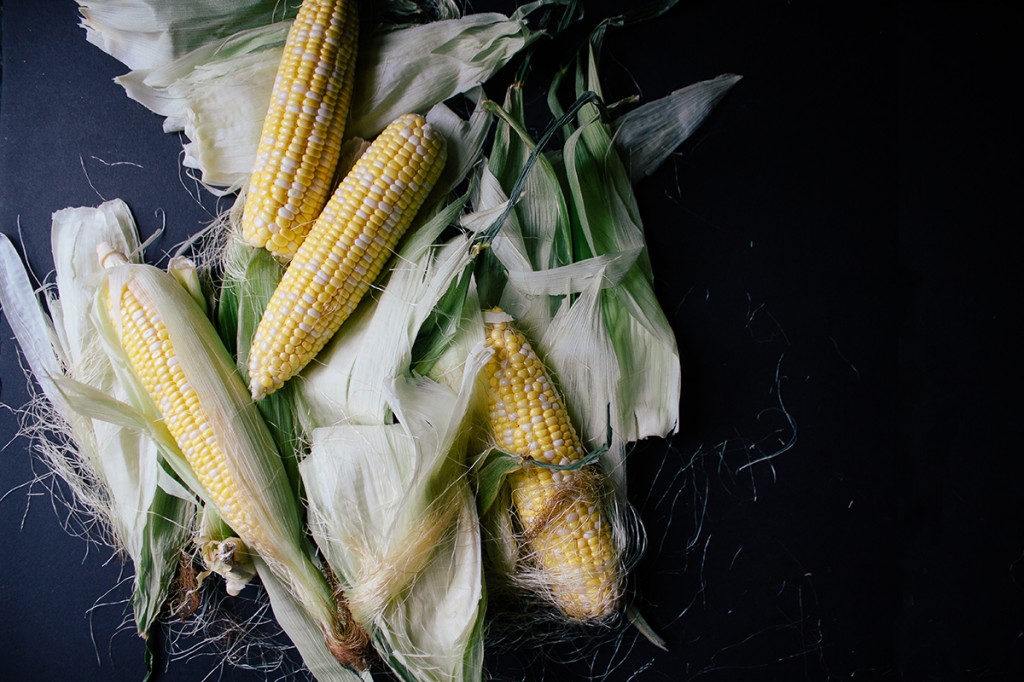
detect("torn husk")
[0,201,194,639]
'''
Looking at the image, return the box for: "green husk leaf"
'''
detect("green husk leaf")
[485,86,572,271]
[473,449,522,516]
[613,73,742,181]
[409,258,475,378]
[218,238,301,498]
[550,45,683,490]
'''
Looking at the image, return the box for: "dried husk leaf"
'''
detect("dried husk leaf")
[112,7,552,191]
[76,0,297,71]
[0,200,193,637]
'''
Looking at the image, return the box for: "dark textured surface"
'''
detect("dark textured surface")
[1,1,1018,681]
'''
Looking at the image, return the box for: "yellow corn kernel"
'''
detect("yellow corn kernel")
[248,113,447,399]
[242,0,359,260]
[482,309,621,620]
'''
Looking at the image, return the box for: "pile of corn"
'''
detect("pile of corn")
[0,1,740,680]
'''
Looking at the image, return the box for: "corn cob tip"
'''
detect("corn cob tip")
[482,307,514,324]
[97,242,128,269]
[250,373,273,401]
[325,616,372,670]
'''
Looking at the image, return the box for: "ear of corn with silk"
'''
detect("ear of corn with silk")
[248,112,447,399]
[98,246,369,668]
[482,309,621,621]
[242,0,358,260]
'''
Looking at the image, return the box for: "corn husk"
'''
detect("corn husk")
[77,0,297,72]
[75,0,461,72]
[613,73,742,182]
[285,219,487,681]
[301,355,488,682]
[0,200,193,639]
[108,4,556,191]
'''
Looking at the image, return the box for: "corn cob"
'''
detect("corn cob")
[99,248,368,667]
[114,282,268,546]
[248,113,447,399]
[482,309,621,620]
[242,0,359,261]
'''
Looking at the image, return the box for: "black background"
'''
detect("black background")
[1,1,1020,680]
